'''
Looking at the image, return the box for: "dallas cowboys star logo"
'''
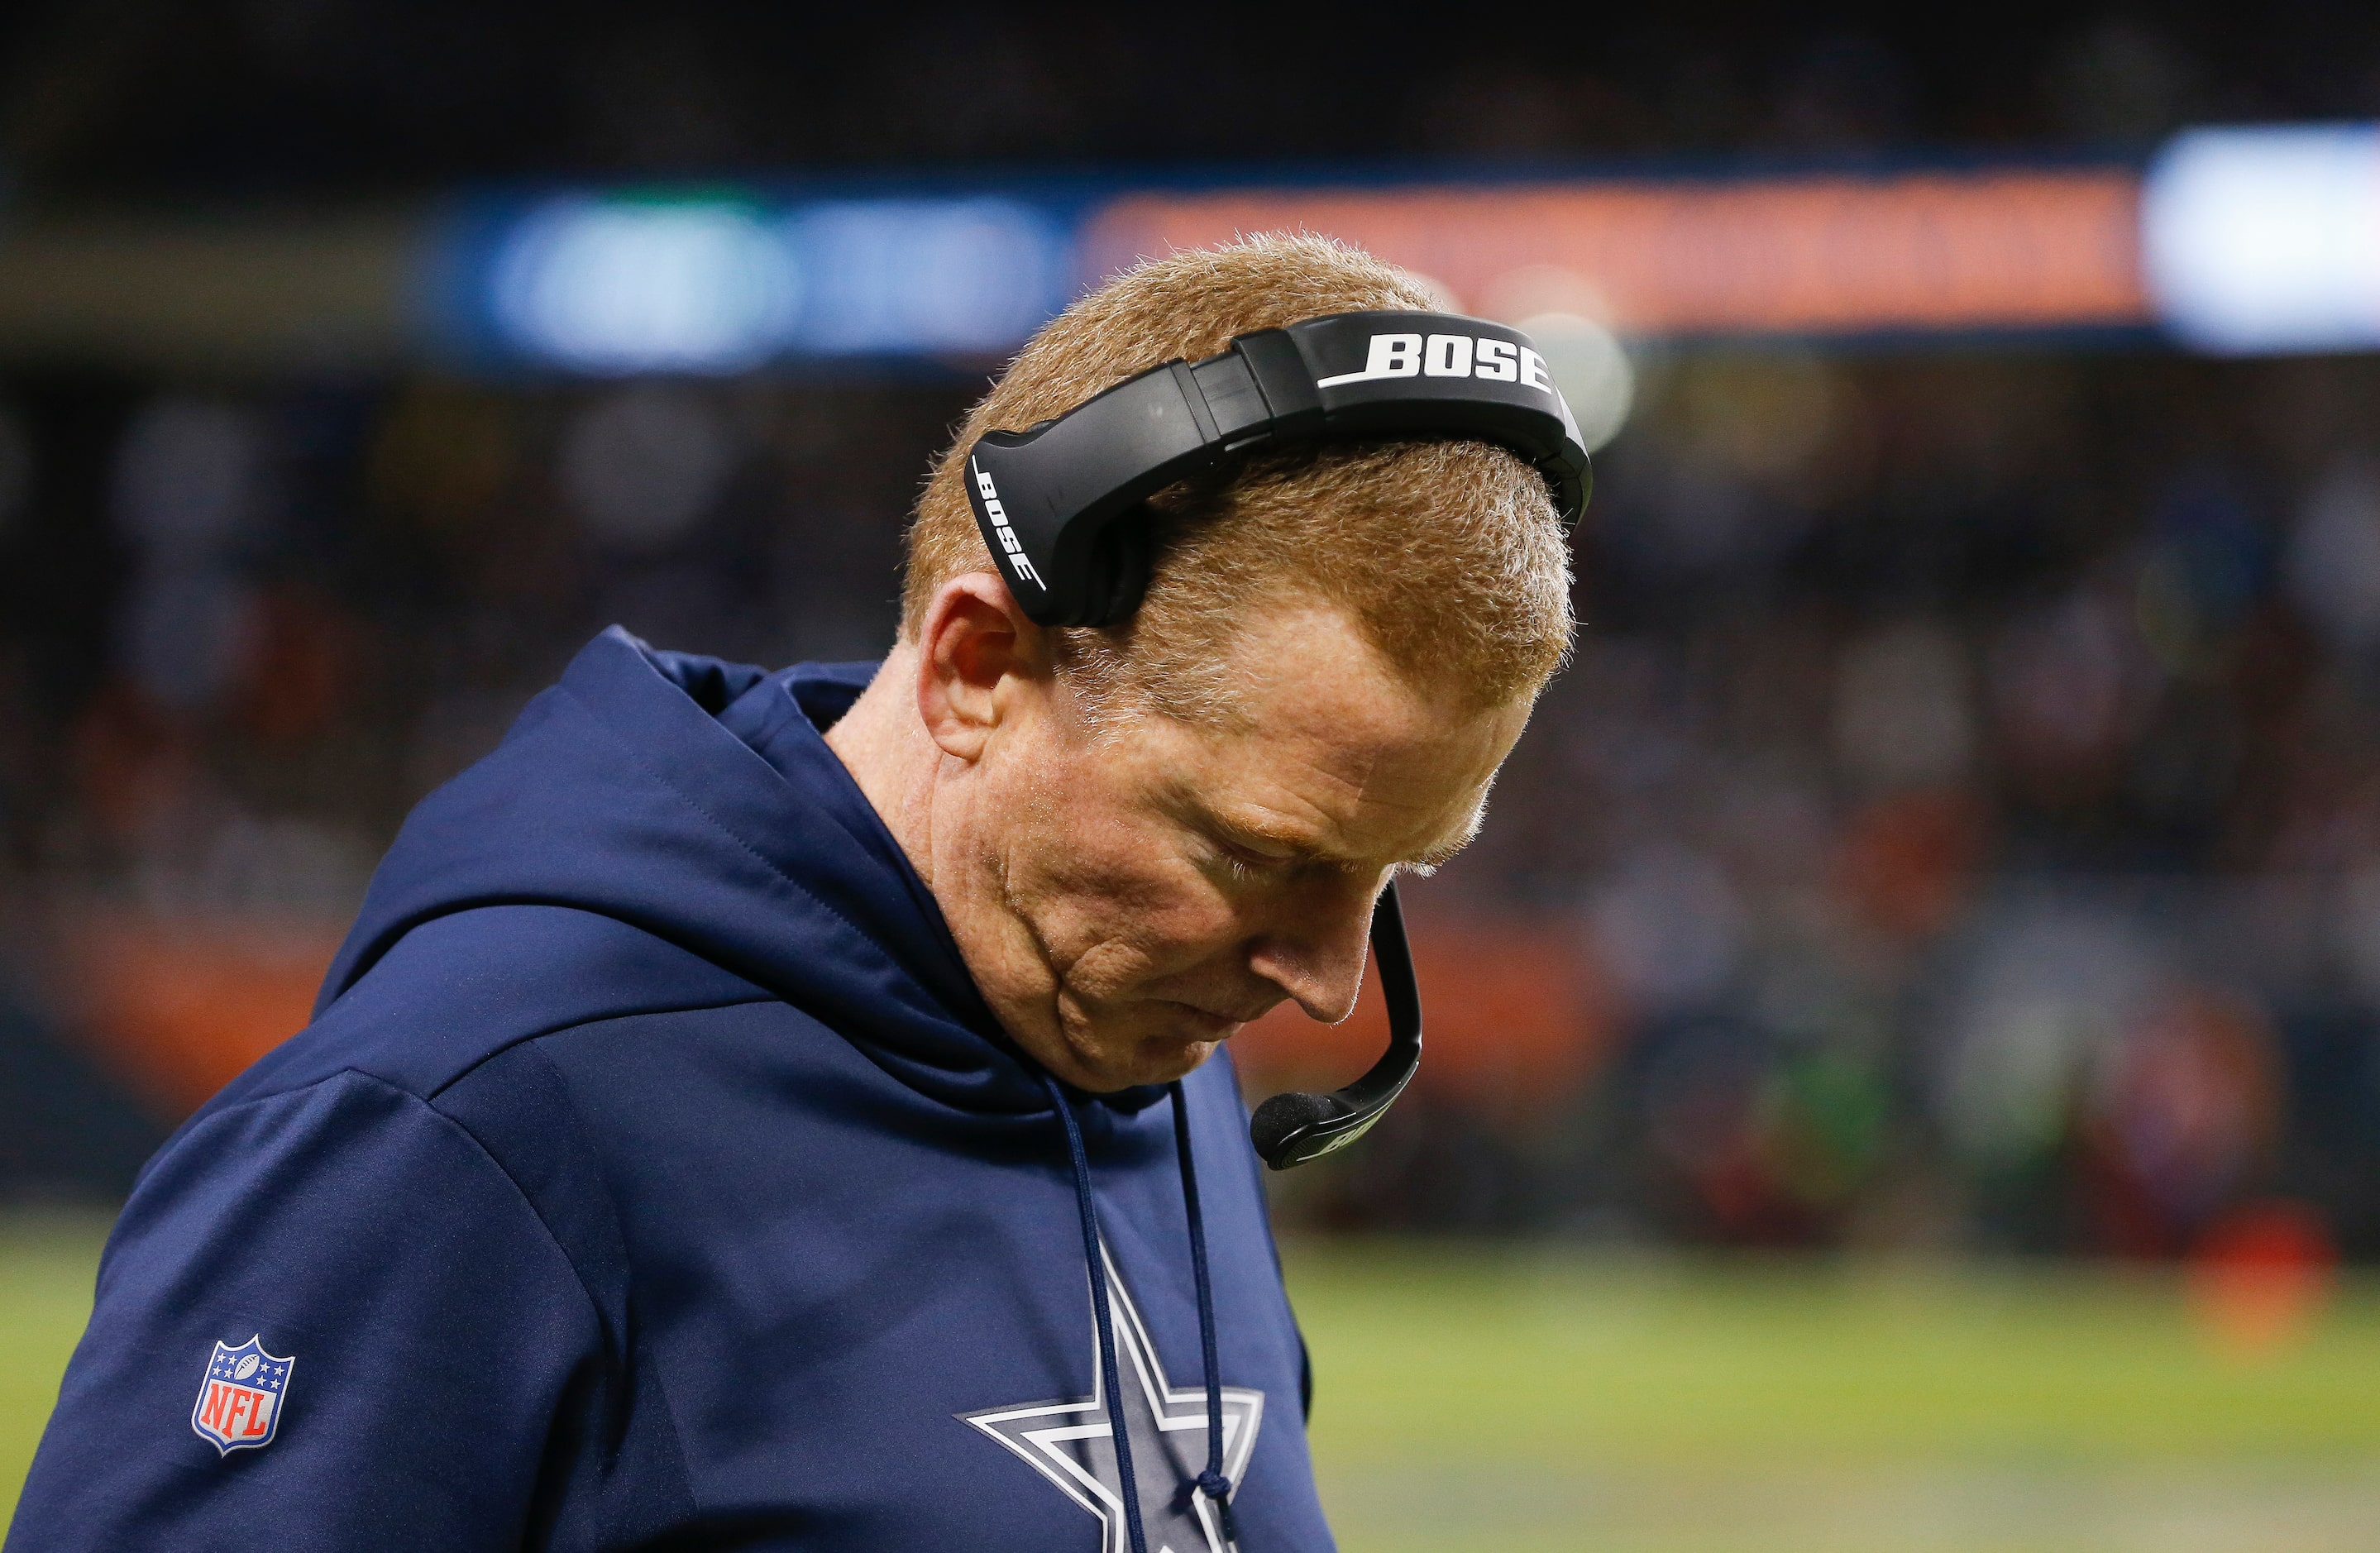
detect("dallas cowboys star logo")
[960,1246,1263,1553]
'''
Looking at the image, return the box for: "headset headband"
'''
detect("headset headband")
[963,309,1593,628]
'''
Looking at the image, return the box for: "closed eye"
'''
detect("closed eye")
[1215,838,1297,881]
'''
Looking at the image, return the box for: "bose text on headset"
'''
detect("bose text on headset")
[962,309,1592,1168]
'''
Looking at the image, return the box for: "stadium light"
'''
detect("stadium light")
[474,194,1069,371]
[784,198,1070,356]
[2142,125,2380,354]
[489,198,801,374]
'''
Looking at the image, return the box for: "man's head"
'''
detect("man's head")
[833,235,1573,1092]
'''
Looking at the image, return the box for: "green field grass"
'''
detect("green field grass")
[1,1215,108,1537]
[1283,1241,2380,1551]
[7,1216,2379,1549]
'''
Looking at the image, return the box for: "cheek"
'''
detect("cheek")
[1017,843,1233,966]
[988,756,1137,891]
[989,741,1147,889]
[1058,895,1247,1006]
[992,782,1243,978]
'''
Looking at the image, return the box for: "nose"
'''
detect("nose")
[1245,875,1381,1025]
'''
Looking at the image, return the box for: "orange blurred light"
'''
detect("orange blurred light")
[1833,786,1991,940]
[1086,170,2147,337]
[1231,910,1615,1117]
[60,911,338,1119]
[2187,1200,2338,1361]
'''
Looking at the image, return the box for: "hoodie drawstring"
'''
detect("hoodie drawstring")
[1168,1081,1240,1546]
[1041,1076,1240,1553]
[1041,1073,1150,1553]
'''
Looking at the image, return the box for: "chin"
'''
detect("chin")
[1047,999,1238,1092]
[1135,1035,1223,1087]
[1080,1025,1225,1092]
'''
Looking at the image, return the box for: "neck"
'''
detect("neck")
[822,643,944,889]
[821,634,1130,1092]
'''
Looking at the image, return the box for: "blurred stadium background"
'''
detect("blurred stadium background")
[9,3,2380,1546]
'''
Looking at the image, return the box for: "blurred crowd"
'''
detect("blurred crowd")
[10,0,2380,1257]
[7,343,2380,1265]
[0,375,943,1190]
[1333,346,2380,1258]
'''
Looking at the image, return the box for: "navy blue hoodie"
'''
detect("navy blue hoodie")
[9,628,1334,1553]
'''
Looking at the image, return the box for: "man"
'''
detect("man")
[9,234,1572,1551]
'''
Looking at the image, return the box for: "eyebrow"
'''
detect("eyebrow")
[1202,801,1485,873]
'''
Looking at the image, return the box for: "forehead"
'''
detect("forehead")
[1135,600,1528,863]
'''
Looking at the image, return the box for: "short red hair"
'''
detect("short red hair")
[901,234,1573,718]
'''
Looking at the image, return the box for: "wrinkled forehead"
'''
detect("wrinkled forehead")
[1135,600,1532,864]
[1097,585,1466,727]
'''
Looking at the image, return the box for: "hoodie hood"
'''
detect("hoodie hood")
[322,625,1152,1117]
[43,626,1322,1553]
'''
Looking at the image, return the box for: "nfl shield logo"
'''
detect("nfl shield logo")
[191,1336,295,1455]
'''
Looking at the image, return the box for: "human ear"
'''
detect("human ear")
[914,571,1045,762]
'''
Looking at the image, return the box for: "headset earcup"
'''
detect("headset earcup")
[1083,515,1154,628]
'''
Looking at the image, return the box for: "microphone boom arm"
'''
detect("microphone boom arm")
[1247,881,1423,1169]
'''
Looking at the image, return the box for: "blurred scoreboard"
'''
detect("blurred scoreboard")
[441,167,2151,371]
[2,125,2371,375]
[1082,171,2145,340]
[438,123,2380,372]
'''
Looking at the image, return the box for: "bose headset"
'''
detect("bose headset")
[964,309,1591,1168]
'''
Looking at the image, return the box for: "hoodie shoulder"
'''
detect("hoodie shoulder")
[213,905,774,1113]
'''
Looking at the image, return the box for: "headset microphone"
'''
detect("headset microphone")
[964,308,1590,1165]
[1247,878,1423,1169]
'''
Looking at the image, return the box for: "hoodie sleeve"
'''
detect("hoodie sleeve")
[5,1069,601,1553]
